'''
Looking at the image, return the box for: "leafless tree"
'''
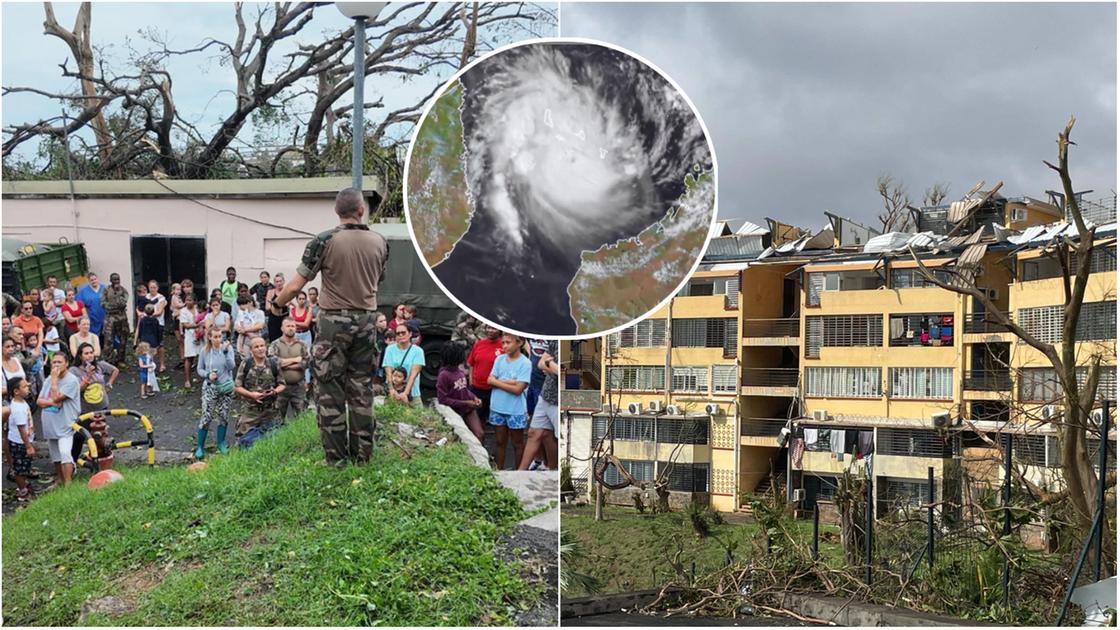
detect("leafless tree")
[877,174,913,232]
[3,2,555,180]
[909,117,1113,573]
[923,182,950,207]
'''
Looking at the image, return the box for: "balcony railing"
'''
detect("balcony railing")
[743,368,800,388]
[964,312,1011,334]
[963,369,1012,391]
[741,418,789,436]
[567,355,601,373]
[742,317,800,338]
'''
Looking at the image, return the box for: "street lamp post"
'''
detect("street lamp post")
[336,2,387,192]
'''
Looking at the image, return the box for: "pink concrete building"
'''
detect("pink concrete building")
[3,176,383,322]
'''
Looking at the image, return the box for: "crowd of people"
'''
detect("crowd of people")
[2,259,559,499]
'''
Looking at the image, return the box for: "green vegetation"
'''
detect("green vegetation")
[407,80,473,266]
[3,406,533,626]
[560,503,842,597]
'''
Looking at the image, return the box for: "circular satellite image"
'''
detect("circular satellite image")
[405,38,717,337]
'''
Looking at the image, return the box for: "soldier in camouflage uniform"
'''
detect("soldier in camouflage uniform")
[102,273,130,366]
[272,188,389,465]
[233,336,285,439]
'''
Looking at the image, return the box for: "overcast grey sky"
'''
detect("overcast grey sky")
[561,3,1117,229]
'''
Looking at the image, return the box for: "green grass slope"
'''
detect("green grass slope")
[2,406,531,626]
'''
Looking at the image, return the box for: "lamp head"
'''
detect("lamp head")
[336,2,387,20]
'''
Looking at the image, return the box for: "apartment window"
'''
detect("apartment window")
[618,319,667,348]
[878,477,932,513]
[889,313,954,347]
[807,273,825,307]
[607,366,666,391]
[1012,435,1051,467]
[660,462,709,492]
[1024,366,1119,402]
[656,417,709,444]
[1018,368,1062,403]
[1018,305,1063,343]
[672,318,737,351]
[712,365,738,393]
[889,367,953,400]
[672,366,709,393]
[1022,245,1116,281]
[679,276,739,305]
[891,268,953,289]
[1088,245,1117,275]
[805,314,884,349]
[1019,301,1117,343]
[1078,301,1118,341]
[879,429,952,457]
[805,317,823,358]
[600,459,655,486]
[805,367,882,398]
[591,416,654,444]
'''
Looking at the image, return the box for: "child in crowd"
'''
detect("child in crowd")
[389,367,412,403]
[137,341,155,399]
[135,304,162,363]
[436,341,484,441]
[486,333,532,470]
[6,376,36,502]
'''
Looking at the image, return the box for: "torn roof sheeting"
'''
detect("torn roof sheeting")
[736,220,768,236]
[862,231,944,253]
[704,234,767,259]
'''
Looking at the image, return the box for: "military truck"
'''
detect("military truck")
[2,237,91,310]
[370,222,464,395]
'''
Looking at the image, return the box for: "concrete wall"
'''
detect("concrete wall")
[4,193,340,322]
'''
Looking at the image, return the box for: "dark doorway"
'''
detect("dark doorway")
[130,236,207,300]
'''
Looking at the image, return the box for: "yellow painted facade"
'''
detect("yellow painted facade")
[583,225,1115,515]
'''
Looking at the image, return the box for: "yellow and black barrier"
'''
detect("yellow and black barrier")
[71,422,97,460]
[76,409,156,467]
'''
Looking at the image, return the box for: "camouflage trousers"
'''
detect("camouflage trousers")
[102,314,130,365]
[275,382,307,423]
[312,310,378,465]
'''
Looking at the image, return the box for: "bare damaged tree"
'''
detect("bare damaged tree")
[42,3,111,161]
[3,2,554,179]
[923,182,950,207]
[877,174,913,232]
[909,117,1112,573]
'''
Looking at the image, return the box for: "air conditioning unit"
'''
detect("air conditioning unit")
[986,288,1000,301]
[930,411,951,429]
[812,409,828,422]
[1090,408,1106,426]
[791,488,806,502]
[704,403,721,415]
[601,404,617,414]
[626,402,643,415]
[666,404,682,416]
[648,400,663,413]
[1042,405,1058,420]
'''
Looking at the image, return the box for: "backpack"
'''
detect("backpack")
[238,356,281,389]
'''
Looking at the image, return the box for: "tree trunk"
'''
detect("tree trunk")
[43,2,112,161]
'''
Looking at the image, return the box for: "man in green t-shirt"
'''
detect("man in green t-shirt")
[219,267,240,306]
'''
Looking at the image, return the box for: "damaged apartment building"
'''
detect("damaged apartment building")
[561,185,1116,541]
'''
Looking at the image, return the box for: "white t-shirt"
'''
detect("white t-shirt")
[7,399,33,444]
[236,309,265,337]
[150,293,168,326]
[179,308,202,358]
[43,326,61,352]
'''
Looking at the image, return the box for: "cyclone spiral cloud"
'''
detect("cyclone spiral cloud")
[406,40,716,337]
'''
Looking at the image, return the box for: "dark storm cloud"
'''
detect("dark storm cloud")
[561,3,1117,229]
